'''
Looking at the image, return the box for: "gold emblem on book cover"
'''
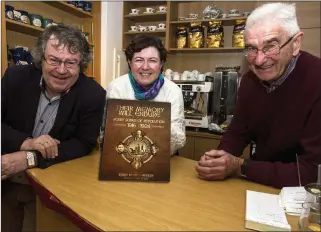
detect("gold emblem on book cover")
[115,130,159,169]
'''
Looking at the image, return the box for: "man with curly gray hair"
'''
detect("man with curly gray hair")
[196,3,321,188]
[1,24,106,231]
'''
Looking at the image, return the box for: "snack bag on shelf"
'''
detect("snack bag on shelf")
[207,20,224,48]
[232,19,246,48]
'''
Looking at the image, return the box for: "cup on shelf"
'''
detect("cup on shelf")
[29,14,43,28]
[172,72,180,81]
[188,13,198,19]
[197,74,205,81]
[130,8,140,14]
[148,25,157,31]
[178,16,185,21]
[229,9,240,14]
[157,23,166,30]
[5,5,14,20]
[130,26,137,31]
[138,25,148,32]
[43,18,53,28]
[158,6,167,12]
[221,13,227,18]
[243,11,251,16]
[145,7,155,13]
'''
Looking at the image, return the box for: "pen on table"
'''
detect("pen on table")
[296,153,301,187]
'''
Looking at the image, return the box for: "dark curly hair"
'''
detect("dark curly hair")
[31,24,92,73]
[125,35,167,72]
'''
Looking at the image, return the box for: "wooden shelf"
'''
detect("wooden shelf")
[124,30,166,35]
[6,18,44,37]
[168,47,245,53]
[124,12,167,22]
[43,1,92,18]
[170,17,247,26]
[127,1,167,7]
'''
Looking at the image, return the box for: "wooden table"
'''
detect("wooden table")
[27,151,300,231]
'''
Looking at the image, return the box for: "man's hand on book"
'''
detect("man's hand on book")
[195,149,244,180]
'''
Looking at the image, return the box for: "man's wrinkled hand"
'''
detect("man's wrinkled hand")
[20,135,60,159]
[195,149,243,180]
[1,151,28,180]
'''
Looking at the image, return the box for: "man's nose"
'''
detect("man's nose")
[254,50,267,66]
[56,63,68,73]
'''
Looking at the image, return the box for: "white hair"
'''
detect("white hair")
[245,3,300,37]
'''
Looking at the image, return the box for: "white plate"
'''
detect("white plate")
[128,30,138,32]
[143,11,154,14]
[226,13,242,17]
[129,12,139,15]
[156,28,166,30]
[157,10,167,13]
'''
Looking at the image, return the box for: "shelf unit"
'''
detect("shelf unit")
[1,1,101,84]
[170,16,247,26]
[122,1,168,49]
[43,1,93,18]
[168,47,245,53]
[5,18,44,36]
[122,1,320,74]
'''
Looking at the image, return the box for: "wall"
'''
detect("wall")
[101,1,128,89]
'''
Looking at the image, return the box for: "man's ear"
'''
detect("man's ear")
[293,32,304,56]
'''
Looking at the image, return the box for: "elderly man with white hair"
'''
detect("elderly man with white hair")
[196,2,321,188]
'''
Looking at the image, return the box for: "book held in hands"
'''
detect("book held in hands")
[99,99,171,182]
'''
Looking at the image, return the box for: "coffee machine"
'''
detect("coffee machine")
[176,80,213,128]
[212,66,240,126]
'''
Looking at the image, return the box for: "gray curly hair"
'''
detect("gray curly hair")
[31,24,92,72]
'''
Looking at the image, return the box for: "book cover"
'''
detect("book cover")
[99,99,171,182]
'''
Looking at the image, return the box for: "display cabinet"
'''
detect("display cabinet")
[1,1,101,84]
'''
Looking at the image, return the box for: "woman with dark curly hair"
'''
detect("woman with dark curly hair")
[106,35,186,155]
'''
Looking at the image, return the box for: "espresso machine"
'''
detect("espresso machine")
[176,80,213,128]
[212,66,240,126]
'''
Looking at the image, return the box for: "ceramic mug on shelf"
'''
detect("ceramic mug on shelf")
[188,13,198,18]
[229,9,240,14]
[197,74,205,81]
[131,8,140,14]
[148,25,157,31]
[159,6,167,12]
[145,7,155,13]
[130,26,137,31]
[138,25,148,32]
[158,23,166,30]
[172,72,180,81]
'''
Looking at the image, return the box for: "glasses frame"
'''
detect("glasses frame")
[43,55,80,69]
[244,35,295,58]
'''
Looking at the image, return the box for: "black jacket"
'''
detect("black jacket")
[1,65,106,168]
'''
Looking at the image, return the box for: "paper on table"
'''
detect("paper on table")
[279,187,306,215]
[246,190,291,231]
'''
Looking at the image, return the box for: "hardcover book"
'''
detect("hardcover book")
[99,99,171,182]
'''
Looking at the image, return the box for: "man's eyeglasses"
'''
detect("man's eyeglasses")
[244,36,295,58]
[43,56,80,69]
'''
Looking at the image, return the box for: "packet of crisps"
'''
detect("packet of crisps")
[176,26,188,49]
[188,22,203,48]
[207,20,224,48]
[232,19,246,48]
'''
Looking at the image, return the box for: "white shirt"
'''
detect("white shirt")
[107,74,186,155]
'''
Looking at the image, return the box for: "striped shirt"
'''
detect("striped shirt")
[260,54,300,93]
